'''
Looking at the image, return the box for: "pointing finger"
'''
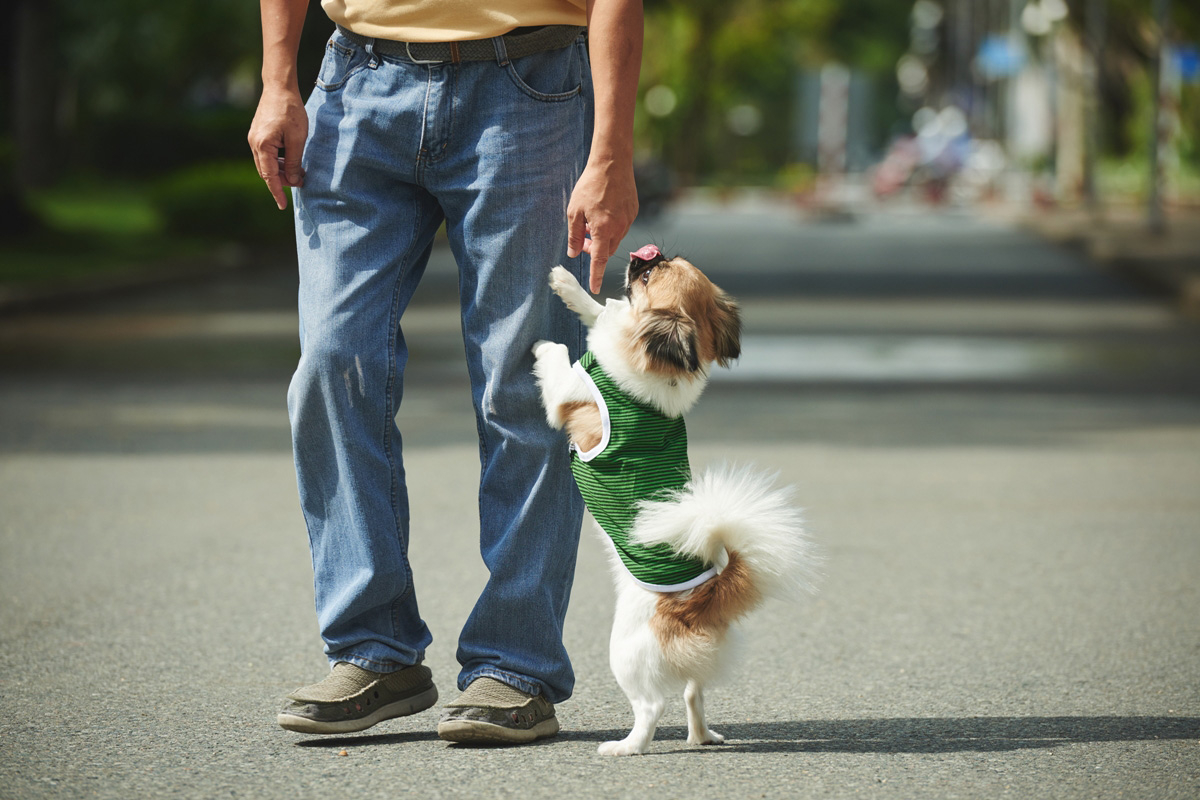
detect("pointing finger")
[588,237,608,294]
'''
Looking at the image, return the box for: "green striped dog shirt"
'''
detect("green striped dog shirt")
[569,351,717,591]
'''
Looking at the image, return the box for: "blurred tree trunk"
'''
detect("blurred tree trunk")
[1082,0,1106,211]
[13,0,59,189]
[1147,0,1169,233]
[674,2,723,184]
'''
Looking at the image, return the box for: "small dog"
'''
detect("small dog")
[532,245,818,756]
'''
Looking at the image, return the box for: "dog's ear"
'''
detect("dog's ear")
[638,309,701,374]
[710,292,742,367]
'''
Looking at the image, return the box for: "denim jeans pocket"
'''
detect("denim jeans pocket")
[504,41,584,103]
[315,33,370,91]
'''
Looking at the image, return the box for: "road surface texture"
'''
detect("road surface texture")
[1,198,1198,798]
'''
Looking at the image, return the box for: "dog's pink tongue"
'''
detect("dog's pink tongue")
[630,244,661,262]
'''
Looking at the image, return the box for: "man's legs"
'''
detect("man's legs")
[283,29,592,738]
[429,37,593,705]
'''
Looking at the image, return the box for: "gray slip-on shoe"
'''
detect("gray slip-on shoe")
[437,677,559,744]
[277,662,438,734]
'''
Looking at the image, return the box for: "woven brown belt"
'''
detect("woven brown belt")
[335,24,585,64]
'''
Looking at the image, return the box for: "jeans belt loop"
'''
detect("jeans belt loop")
[492,34,510,67]
[364,37,379,69]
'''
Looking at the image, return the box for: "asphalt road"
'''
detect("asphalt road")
[1,198,1198,799]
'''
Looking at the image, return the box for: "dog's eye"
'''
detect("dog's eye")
[641,267,654,284]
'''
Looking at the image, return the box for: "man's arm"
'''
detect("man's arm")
[248,0,310,210]
[566,0,644,294]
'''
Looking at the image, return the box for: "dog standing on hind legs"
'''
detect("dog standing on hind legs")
[532,246,820,756]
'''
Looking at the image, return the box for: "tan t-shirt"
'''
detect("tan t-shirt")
[322,0,587,43]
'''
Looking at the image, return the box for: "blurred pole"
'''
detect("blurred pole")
[1147,0,1169,234]
[954,0,971,105]
[985,0,999,139]
[1005,0,1027,206]
[1006,0,1021,150]
[957,0,978,131]
[816,63,850,188]
[1082,0,1106,213]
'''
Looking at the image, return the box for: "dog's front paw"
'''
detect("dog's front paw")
[549,264,606,324]
[688,729,725,746]
[549,265,581,298]
[598,739,647,757]
[550,266,593,315]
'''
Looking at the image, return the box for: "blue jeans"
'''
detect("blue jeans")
[288,28,591,703]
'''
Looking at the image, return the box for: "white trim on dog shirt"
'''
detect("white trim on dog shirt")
[570,360,611,462]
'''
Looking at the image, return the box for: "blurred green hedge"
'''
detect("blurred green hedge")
[86,110,257,176]
[154,161,293,242]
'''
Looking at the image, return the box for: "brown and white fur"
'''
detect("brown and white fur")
[532,254,819,756]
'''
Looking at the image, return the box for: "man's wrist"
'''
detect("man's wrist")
[261,67,301,95]
[588,119,635,166]
[586,146,634,171]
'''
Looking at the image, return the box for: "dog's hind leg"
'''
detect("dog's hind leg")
[531,340,590,429]
[598,692,665,756]
[684,680,725,745]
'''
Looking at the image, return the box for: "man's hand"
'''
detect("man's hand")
[248,86,308,210]
[567,157,639,294]
[250,0,310,210]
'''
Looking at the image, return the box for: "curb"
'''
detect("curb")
[0,241,465,316]
[1018,210,1200,317]
[0,244,291,316]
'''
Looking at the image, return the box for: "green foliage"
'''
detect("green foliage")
[1101,0,1200,44]
[59,0,261,113]
[1181,84,1200,167]
[44,0,332,177]
[31,182,161,237]
[775,162,817,193]
[153,161,293,243]
[85,108,257,176]
[0,179,202,287]
[16,0,1196,194]
[806,0,909,70]
[638,0,909,182]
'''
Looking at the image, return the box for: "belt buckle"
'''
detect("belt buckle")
[405,41,445,65]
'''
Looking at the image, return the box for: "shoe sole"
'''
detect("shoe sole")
[277,685,438,735]
[437,715,559,744]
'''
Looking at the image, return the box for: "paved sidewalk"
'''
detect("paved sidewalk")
[1,206,1197,799]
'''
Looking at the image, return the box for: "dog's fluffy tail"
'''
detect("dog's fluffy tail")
[631,464,821,604]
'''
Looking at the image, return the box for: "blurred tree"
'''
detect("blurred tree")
[18,0,1189,198]
[12,0,60,190]
[6,0,919,194]
[5,0,330,183]
[1068,0,1199,158]
[640,0,909,184]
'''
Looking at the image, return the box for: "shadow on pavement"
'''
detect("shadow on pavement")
[291,730,442,749]
[285,716,1200,754]
[290,729,565,750]
[560,716,1200,754]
